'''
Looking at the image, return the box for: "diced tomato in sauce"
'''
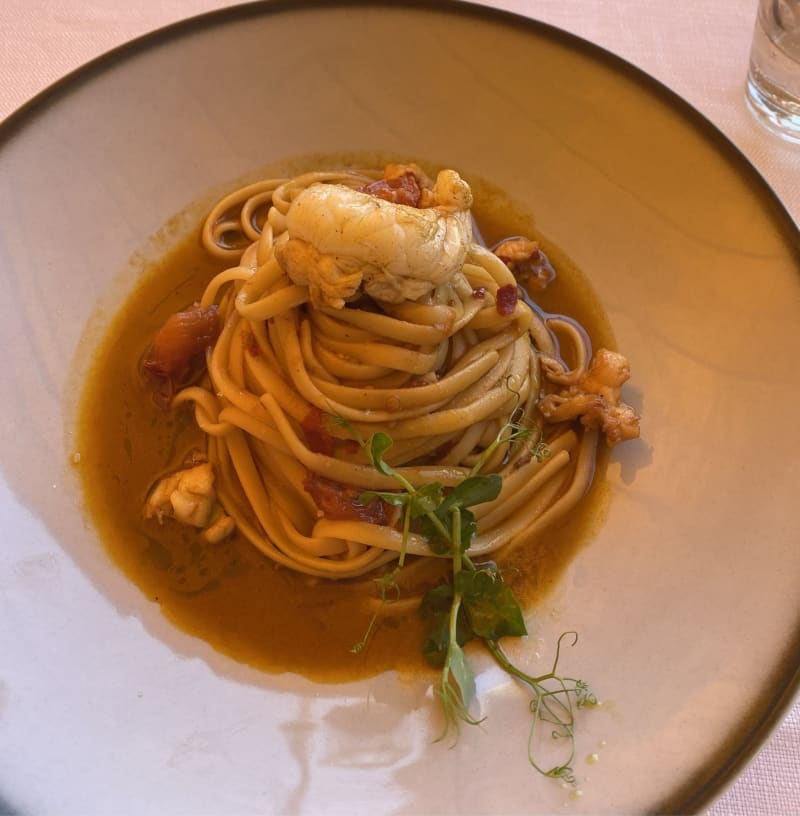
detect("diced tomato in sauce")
[301,407,336,456]
[359,163,433,208]
[303,472,391,525]
[495,284,519,316]
[141,303,220,407]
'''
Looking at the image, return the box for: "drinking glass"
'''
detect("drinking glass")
[745,0,800,141]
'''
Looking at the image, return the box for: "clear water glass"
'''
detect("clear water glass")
[746,0,800,142]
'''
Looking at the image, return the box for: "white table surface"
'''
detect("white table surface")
[0,1,797,814]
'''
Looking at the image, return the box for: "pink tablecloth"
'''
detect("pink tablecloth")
[1,1,797,813]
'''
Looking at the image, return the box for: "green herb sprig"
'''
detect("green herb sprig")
[330,408,594,785]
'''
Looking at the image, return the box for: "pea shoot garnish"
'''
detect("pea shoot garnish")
[332,408,596,786]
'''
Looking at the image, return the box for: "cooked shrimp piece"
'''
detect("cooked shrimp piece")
[579,348,631,403]
[144,462,217,527]
[492,236,555,290]
[274,169,473,307]
[539,348,640,445]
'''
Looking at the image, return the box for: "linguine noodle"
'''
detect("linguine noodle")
[164,168,611,580]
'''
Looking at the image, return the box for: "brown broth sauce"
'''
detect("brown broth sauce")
[76,180,614,683]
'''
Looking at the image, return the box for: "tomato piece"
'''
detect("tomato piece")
[495,283,519,316]
[303,472,390,525]
[141,303,220,406]
[301,407,336,456]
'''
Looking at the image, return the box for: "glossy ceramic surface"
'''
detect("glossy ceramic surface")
[0,2,798,813]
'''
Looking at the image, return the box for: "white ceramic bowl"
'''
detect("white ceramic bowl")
[1,3,798,813]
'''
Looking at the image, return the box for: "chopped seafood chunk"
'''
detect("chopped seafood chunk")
[539,349,640,445]
[274,169,473,307]
[144,462,216,527]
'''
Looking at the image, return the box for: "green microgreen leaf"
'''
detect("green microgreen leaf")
[456,565,527,640]
[414,475,499,555]
[409,481,445,518]
[419,582,454,615]
[436,658,484,740]
[438,474,502,514]
[419,583,473,666]
[446,641,476,710]
[415,516,450,554]
[366,431,396,476]
[359,489,408,507]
